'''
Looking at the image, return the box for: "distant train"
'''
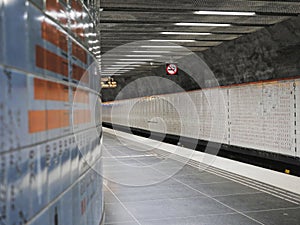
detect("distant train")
[0,0,103,225]
[103,78,300,176]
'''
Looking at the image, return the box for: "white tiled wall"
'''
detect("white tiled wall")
[103,78,299,157]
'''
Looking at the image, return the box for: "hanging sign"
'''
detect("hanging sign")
[166,63,178,75]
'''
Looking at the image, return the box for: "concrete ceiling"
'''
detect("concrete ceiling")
[97,0,300,76]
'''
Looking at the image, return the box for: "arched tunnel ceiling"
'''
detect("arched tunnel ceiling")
[98,0,300,101]
[98,0,300,77]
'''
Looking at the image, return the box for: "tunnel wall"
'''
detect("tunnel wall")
[0,1,103,225]
[201,15,300,86]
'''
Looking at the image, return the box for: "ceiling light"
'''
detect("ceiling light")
[175,22,231,27]
[111,62,148,65]
[110,64,142,67]
[141,45,183,48]
[103,68,136,71]
[161,32,212,35]
[85,33,97,37]
[194,11,256,16]
[132,51,172,53]
[104,69,131,72]
[150,39,195,43]
[104,67,136,69]
[125,55,162,57]
[119,59,155,61]
[105,65,137,68]
[88,40,99,44]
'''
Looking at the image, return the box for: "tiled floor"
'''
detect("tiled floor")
[102,132,300,225]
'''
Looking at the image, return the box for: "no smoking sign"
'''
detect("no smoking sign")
[166,63,178,75]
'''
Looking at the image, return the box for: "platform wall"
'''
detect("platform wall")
[103,78,299,159]
[0,0,103,224]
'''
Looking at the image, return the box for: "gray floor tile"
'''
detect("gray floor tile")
[105,222,139,225]
[174,165,211,176]
[215,192,298,212]
[174,172,230,185]
[245,207,300,225]
[112,183,204,202]
[183,180,261,197]
[103,132,300,225]
[123,197,234,221]
[105,202,136,224]
[141,213,261,225]
[104,190,119,204]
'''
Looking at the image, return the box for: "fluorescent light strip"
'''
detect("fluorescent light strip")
[104,66,137,69]
[88,40,99,44]
[194,11,256,16]
[110,64,142,67]
[103,70,131,73]
[85,33,97,37]
[150,39,195,43]
[175,22,231,27]
[119,59,155,61]
[103,70,135,72]
[141,45,183,48]
[132,51,172,53]
[93,46,100,50]
[125,55,162,57]
[102,70,132,72]
[104,68,137,70]
[161,32,212,35]
[112,62,148,65]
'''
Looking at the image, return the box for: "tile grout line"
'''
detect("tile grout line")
[113,135,265,225]
[127,212,240,223]
[242,205,300,214]
[171,177,266,225]
[104,191,263,205]
[162,152,300,205]
[120,137,267,225]
[103,134,266,225]
[104,183,142,225]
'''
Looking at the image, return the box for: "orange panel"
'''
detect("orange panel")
[46,0,57,11]
[36,45,69,77]
[73,110,91,125]
[46,0,63,11]
[70,22,85,41]
[47,110,70,130]
[48,81,69,102]
[34,78,69,102]
[73,88,89,104]
[34,79,47,100]
[71,0,83,12]
[72,42,87,64]
[72,64,88,83]
[76,28,85,41]
[42,21,68,52]
[46,0,64,11]
[46,0,67,24]
[28,110,70,133]
[28,111,47,133]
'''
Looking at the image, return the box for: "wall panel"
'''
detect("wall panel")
[103,78,300,158]
[0,0,103,224]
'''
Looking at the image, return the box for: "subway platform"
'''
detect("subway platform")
[102,128,300,225]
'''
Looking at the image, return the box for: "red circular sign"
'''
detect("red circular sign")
[166,64,178,75]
